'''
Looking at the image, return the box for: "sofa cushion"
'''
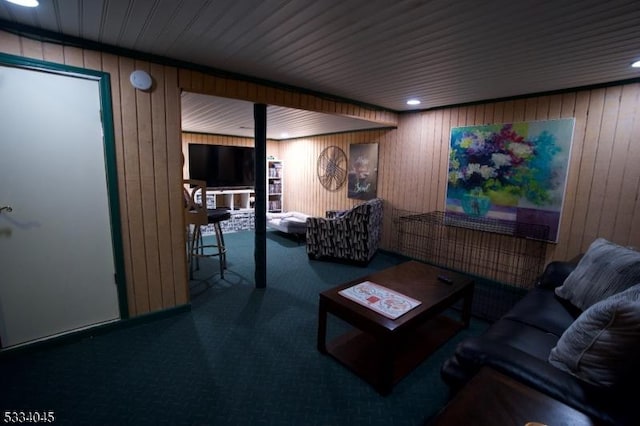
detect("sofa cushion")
[480,318,560,362]
[549,284,640,388]
[502,287,579,337]
[535,260,580,290]
[555,238,640,310]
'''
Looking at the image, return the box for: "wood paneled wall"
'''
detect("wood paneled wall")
[1,29,395,317]
[273,86,640,265]
[384,87,640,262]
[276,130,394,213]
[0,31,188,317]
[3,28,638,310]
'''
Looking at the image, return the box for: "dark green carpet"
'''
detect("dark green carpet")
[0,230,488,425]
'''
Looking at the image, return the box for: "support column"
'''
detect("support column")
[254,104,267,289]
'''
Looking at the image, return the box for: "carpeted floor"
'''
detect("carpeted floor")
[0,230,488,425]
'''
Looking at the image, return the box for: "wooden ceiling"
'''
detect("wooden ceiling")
[180,92,392,139]
[2,0,639,137]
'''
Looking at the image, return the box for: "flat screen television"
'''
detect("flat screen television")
[188,144,255,189]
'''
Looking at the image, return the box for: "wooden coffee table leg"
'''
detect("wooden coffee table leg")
[317,298,328,354]
[378,336,395,395]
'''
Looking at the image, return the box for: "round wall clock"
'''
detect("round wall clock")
[317,146,347,191]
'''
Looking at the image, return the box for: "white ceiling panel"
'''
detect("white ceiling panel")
[1,0,639,124]
[181,92,391,139]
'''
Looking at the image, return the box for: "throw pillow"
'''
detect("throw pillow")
[549,284,640,388]
[555,238,640,310]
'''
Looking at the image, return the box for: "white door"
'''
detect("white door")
[0,64,121,348]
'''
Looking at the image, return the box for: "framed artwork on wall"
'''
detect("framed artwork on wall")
[445,118,575,242]
[348,143,379,200]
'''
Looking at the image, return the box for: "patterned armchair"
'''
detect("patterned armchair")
[306,198,383,265]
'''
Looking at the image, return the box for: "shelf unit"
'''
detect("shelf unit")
[267,159,283,213]
[192,188,255,235]
[195,188,254,211]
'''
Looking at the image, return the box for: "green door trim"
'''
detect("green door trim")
[0,52,129,319]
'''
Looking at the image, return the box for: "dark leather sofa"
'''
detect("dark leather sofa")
[441,260,637,425]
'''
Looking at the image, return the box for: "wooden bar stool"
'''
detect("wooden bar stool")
[184,180,230,279]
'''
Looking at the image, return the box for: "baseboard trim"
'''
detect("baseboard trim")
[0,304,192,359]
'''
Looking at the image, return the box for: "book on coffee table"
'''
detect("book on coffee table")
[339,281,422,319]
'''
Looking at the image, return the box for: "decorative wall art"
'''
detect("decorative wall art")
[445,118,575,242]
[348,143,379,200]
[317,146,347,191]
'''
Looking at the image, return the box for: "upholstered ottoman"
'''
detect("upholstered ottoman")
[266,212,310,236]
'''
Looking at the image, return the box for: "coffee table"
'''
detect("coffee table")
[317,260,474,395]
[429,367,604,425]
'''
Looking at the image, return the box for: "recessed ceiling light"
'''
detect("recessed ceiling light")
[407,99,421,106]
[5,0,39,7]
[280,132,289,138]
[632,60,640,68]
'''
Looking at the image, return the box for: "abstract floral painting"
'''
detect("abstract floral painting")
[445,118,575,242]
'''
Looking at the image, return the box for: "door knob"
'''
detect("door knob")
[0,206,12,213]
